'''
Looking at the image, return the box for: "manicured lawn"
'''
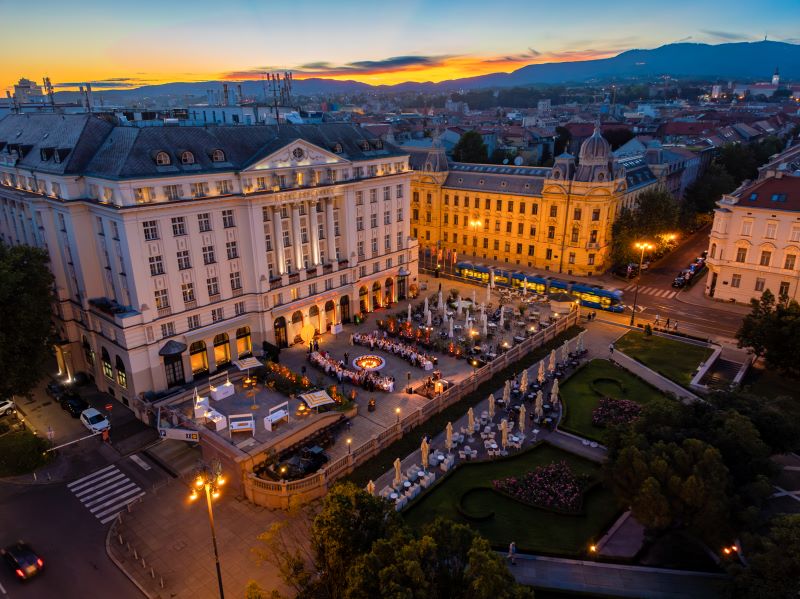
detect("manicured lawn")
[0,429,53,476]
[741,364,799,399]
[403,443,620,556]
[614,331,713,388]
[560,359,663,443]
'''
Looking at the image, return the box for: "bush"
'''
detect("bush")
[644,324,653,336]
[591,397,642,427]
[493,460,592,513]
[0,430,52,476]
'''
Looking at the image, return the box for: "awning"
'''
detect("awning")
[299,390,336,409]
[159,340,188,356]
[233,357,262,371]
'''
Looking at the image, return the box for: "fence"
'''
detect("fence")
[243,310,579,508]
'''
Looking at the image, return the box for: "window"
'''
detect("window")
[571,227,579,243]
[340,274,348,286]
[496,199,502,211]
[142,220,159,241]
[464,197,470,208]
[226,241,238,260]
[741,220,752,236]
[507,200,514,212]
[549,205,557,218]
[517,223,523,235]
[397,231,403,248]
[358,240,365,257]
[493,240,499,250]
[547,226,555,239]
[568,252,576,264]
[413,191,419,204]
[785,254,797,270]
[530,226,536,236]
[371,238,378,253]
[190,182,209,198]
[765,223,777,239]
[171,217,186,236]
[197,213,211,232]
[531,203,539,215]
[187,314,201,330]
[589,230,598,244]
[155,151,171,166]
[235,301,245,316]
[396,184,403,198]
[759,251,771,266]
[731,274,741,288]
[161,322,175,338]
[164,185,181,201]
[736,247,747,263]
[154,289,169,310]
[212,149,225,162]
[222,209,235,228]
[383,187,391,201]
[230,271,242,291]
[426,193,432,205]
[282,229,291,248]
[528,245,534,256]
[592,209,600,221]
[211,308,224,323]
[370,189,377,203]
[371,213,378,228]
[505,222,512,233]
[791,227,800,242]
[133,187,154,203]
[257,176,268,191]
[202,245,216,265]
[755,278,766,292]
[779,281,790,296]
[180,151,195,165]
[397,207,404,221]
[357,215,364,231]
[301,227,308,243]
[207,277,220,297]
[516,243,522,254]
[356,191,364,205]
[384,211,391,225]
[149,255,164,276]
[519,202,526,214]
[101,349,113,380]
[588,253,595,265]
[546,248,553,260]
[182,283,195,302]
[573,208,582,221]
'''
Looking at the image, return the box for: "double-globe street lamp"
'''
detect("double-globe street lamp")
[629,241,654,327]
[189,461,226,599]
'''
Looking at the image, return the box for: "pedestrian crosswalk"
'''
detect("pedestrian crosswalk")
[622,284,678,300]
[67,464,145,524]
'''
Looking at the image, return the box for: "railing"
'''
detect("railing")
[243,310,579,508]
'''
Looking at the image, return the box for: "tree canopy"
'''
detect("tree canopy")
[610,189,679,265]
[453,131,489,163]
[0,243,55,400]
[736,290,800,378]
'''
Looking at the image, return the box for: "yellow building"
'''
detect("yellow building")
[409,127,657,276]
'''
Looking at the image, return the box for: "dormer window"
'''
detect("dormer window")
[332,143,343,154]
[211,149,225,163]
[180,151,195,165]
[155,151,171,166]
[360,140,370,151]
[374,139,383,149]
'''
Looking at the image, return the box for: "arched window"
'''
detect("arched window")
[82,335,94,366]
[211,149,225,163]
[189,341,208,375]
[236,326,252,357]
[180,151,195,165]
[155,151,171,166]
[101,348,113,380]
[115,356,127,388]
[213,333,231,367]
[710,243,717,259]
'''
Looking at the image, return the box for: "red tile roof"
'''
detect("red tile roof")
[737,175,800,212]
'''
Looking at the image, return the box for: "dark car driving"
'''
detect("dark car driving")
[2,542,44,580]
[60,393,89,418]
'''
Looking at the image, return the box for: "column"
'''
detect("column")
[341,190,356,264]
[181,352,194,384]
[325,197,336,261]
[291,203,303,270]
[319,303,327,332]
[272,206,285,275]
[229,336,239,362]
[308,200,321,265]
[206,341,217,373]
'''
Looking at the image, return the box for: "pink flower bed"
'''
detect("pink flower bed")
[591,397,641,427]
[493,461,588,513]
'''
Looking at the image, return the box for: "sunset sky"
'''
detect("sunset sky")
[2,0,799,93]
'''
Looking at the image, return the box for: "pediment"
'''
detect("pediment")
[245,139,349,172]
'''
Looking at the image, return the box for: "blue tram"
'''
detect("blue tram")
[454,262,624,313]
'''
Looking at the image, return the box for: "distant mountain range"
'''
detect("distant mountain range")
[54,40,800,104]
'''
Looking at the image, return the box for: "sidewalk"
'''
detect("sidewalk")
[611,349,701,403]
[509,553,727,598]
[108,476,295,598]
[675,271,751,316]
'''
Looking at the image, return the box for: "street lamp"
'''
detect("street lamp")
[189,462,226,599]
[395,407,401,423]
[629,241,654,327]
[347,437,352,454]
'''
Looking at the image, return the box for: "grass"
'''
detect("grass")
[0,429,53,477]
[403,443,620,556]
[741,364,799,399]
[346,325,584,488]
[614,331,713,388]
[559,359,664,443]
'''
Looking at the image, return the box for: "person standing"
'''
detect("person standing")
[508,541,517,565]
[655,314,661,327]
[344,351,349,366]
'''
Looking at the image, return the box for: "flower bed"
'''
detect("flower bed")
[493,461,590,514]
[591,397,642,427]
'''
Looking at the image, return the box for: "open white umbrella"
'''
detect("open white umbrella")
[438,289,444,312]
[500,419,508,449]
[550,377,560,403]
[465,308,470,328]
[421,437,430,471]
[482,319,488,337]
[490,270,495,288]
[407,303,412,321]
[503,380,511,405]
[548,349,556,373]
[467,407,475,434]
[448,318,454,339]
[446,422,453,452]
[561,340,569,363]
[520,370,528,395]
[519,405,526,435]
[426,310,432,327]
[538,360,546,385]
[424,297,429,314]
[522,278,528,297]
[486,283,491,303]
[480,303,485,319]
[535,391,544,420]
[577,330,586,353]
[393,458,402,487]
[488,393,495,420]
[472,289,476,306]
[499,306,505,328]
[366,480,375,495]
[457,295,463,315]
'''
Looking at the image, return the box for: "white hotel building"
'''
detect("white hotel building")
[0,114,417,405]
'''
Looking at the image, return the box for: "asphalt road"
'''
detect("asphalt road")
[0,451,170,599]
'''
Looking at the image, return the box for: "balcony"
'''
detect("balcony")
[157,306,172,317]
[209,293,221,302]
[88,297,138,318]
[322,263,333,275]
[184,300,197,310]
[586,242,601,249]
[232,287,244,297]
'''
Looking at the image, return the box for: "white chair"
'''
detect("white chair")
[458,451,466,459]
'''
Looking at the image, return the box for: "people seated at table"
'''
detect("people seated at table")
[352,331,435,370]
[308,350,394,391]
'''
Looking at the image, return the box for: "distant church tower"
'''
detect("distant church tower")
[772,67,780,86]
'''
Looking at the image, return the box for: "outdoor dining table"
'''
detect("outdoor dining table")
[390,493,399,500]
[543,403,552,411]
[403,481,411,489]
[490,442,498,450]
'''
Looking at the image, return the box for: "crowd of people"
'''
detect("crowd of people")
[308,350,395,392]
[352,331,435,370]
[493,460,587,513]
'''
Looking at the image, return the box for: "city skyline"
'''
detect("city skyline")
[2,0,799,93]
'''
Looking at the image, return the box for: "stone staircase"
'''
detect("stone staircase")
[699,358,742,390]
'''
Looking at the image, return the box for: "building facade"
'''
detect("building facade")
[0,114,416,403]
[706,173,800,303]
[409,126,657,276]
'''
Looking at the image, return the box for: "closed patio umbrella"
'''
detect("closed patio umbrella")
[393,458,402,487]
[519,370,528,395]
[366,480,375,495]
[446,421,453,452]
[503,380,511,404]
[550,378,560,404]
[561,340,569,363]
[535,390,544,420]
[488,393,495,421]
[538,360,546,385]
[448,318,454,339]
[548,349,556,373]
[501,419,508,449]
[467,407,475,433]
[519,405,526,434]
[421,437,429,472]
[407,303,412,321]
[426,310,432,327]
[438,289,444,313]
[472,289,476,306]
[486,283,491,303]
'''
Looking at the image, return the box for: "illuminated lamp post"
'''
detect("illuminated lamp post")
[189,461,226,599]
[629,241,653,327]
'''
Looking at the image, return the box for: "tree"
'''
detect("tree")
[682,163,736,214]
[729,515,800,599]
[736,290,800,377]
[601,128,634,150]
[553,126,571,156]
[0,243,55,400]
[453,131,489,163]
[610,189,679,266]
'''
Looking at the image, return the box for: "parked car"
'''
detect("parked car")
[60,394,89,418]
[45,380,74,401]
[671,276,688,289]
[0,398,15,417]
[612,263,639,279]
[2,542,44,580]
[79,408,110,433]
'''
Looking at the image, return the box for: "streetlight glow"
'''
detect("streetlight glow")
[629,241,654,327]
[189,461,226,599]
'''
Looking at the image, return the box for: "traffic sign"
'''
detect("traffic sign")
[105,403,113,411]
